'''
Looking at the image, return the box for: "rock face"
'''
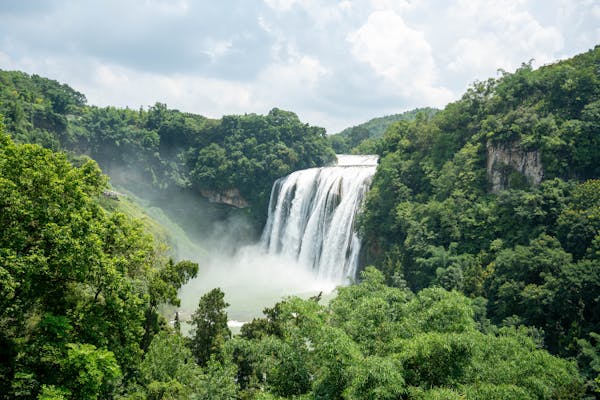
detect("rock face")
[200,188,249,208]
[102,190,126,200]
[487,141,543,192]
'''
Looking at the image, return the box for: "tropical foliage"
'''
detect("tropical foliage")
[359,45,600,393]
[0,71,335,225]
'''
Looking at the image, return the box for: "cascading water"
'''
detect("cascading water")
[178,154,378,327]
[260,154,378,284]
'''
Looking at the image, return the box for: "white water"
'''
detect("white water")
[178,246,336,327]
[260,154,378,284]
[178,154,377,327]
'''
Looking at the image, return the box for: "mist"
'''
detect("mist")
[178,246,337,324]
[105,165,333,327]
[173,210,336,325]
[102,152,381,332]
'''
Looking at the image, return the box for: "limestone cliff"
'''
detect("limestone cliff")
[200,188,249,208]
[487,141,543,192]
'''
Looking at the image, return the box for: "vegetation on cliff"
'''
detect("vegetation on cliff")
[358,45,600,392]
[0,71,335,225]
[328,107,438,154]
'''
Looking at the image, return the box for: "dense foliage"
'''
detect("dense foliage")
[328,107,438,154]
[359,45,600,392]
[222,268,582,399]
[0,70,86,150]
[93,267,585,399]
[0,71,336,225]
[184,108,335,218]
[0,131,198,399]
[1,44,599,398]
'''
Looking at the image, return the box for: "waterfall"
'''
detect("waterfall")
[260,154,378,284]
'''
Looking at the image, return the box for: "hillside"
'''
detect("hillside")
[0,45,599,398]
[359,45,600,392]
[0,71,336,228]
[0,130,585,398]
[329,107,438,153]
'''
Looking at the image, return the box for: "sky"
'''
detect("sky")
[0,0,598,133]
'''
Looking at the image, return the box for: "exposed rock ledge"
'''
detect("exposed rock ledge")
[487,141,543,192]
[200,188,249,208]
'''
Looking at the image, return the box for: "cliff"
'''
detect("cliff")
[200,188,249,208]
[487,141,543,192]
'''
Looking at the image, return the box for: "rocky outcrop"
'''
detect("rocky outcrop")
[102,190,126,200]
[487,141,543,192]
[200,188,249,208]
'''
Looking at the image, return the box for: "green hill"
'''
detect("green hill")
[1,45,599,398]
[0,70,335,228]
[359,45,600,392]
[329,107,438,153]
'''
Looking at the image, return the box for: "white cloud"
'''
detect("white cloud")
[144,0,190,15]
[447,37,509,75]
[347,10,453,104]
[347,10,432,85]
[277,0,354,25]
[0,0,597,133]
[0,47,402,134]
[263,0,299,12]
[0,52,12,67]
[202,39,233,62]
[370,0,414,13]
[339,1,353,12]
[446,0,564,78]
[83,63,256,116]
[259,55,327,95]
[0,53,254,118]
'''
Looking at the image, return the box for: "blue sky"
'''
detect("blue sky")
[1,0,598,133]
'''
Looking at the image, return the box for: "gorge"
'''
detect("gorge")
[1,43,598,397]
[179,154,378,323]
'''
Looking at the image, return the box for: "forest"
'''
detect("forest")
[0,44,598,399]
[0,71,335,226]
[328,107,438,154]
[357,45,600,396]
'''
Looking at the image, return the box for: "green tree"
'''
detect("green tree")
[188,288,231,366]
[343,356,405,399]
[0,131,197,398]
[135,332,203,399]
[59,343,122,400]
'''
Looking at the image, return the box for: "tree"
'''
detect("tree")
[59,343,122,400]
[195,356,238,400]
[344,356,405,399]
[188,288,231,366]
[143,259,198,351]
[135,332,202,399]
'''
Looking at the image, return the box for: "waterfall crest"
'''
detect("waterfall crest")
[260,154,377,284]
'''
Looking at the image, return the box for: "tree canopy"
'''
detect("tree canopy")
[1,45,599,399]
[0,71,336,226]
[0,130,197,399]
[358,45,600,394]
[225,267,583,399]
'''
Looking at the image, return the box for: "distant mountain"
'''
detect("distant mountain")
[329,107,439,153]
[335,107,439,138]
